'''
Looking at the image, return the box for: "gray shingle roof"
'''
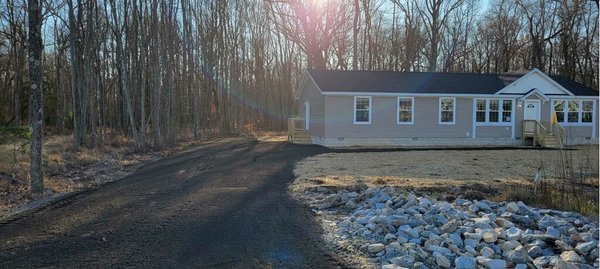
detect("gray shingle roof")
[307,69,598,96]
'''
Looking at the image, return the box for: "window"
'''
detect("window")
[397,97,413,124]
[354,96,371,124]
[489,100,499,122]
[476,99,486,122]
[582,101,593,123]
[474,98,513,124]
[552,99,594,124]
[568,101,579,123]
[553,100,565,123]
[439,98,455,124]
[502,100,512,122]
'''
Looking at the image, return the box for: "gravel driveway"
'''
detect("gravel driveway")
[0,138,348,268]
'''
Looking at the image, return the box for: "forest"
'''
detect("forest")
[0,0,598,150]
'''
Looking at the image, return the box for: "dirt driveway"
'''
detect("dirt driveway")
[0,138,348,268]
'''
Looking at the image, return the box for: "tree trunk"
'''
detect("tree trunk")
[27,0,44,193]
[352,0,360,70]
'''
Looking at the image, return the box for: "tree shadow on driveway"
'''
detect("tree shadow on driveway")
[0,139,351,269]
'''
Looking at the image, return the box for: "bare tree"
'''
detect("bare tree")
[266,0,351,69]
[414,0,467,71]
[27,0,43,193]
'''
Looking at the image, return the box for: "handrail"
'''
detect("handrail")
[287,117,307,142]
[522,119,567,147]
[522,120,551,147]
[537,122,547,131]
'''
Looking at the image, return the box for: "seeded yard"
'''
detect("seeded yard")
[292,146,599,191]
[292,146,599,216]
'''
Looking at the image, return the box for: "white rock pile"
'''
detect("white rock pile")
[303,186,599,269]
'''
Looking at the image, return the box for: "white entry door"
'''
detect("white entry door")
[524,100,541,121]
[305,101,310,130]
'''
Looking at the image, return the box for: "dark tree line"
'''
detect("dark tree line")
[1,0,598,152]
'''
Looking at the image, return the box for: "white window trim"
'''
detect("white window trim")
[551,99,594,126]
[474,98,513,126]
[397,97,414,124]
[439,97,456,125]
[353,96,372,125]
[305,101,310,130]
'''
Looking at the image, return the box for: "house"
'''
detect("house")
[291,69,599,147]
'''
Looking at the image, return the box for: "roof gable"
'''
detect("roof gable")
[495,69,573,96]
[519,88,550,101]
[294,70,323,100]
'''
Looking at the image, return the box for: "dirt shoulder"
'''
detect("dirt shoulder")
[0,135,221,219]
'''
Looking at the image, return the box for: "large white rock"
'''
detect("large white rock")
[476,256,507,269]
[506,249,530,264]
[368,243,385,253]
[398,225,419,238]
[390,255,415,267]
[555,260,579,269]
[500,240,521,253]
[454,256,477,269]
[483,230,498,243]
[527,245,543,259]
[476,201,492,212]
[384,233,397,241]
[546,226,561,239]
[506,202,520,213]
[480,246,495,258]
[464,232,483,241]
[576,240,598,254]
[440,220,459,234]
[382,264,408,269]
[495,218,514,228]
[435,254,451,268]
[505,227,522,241]
[560,250,582,263]
[428,245,451,254]
[538,215,571,234]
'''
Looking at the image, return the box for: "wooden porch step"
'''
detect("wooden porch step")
[543,135,561,148]
[288,117,312,144]
[289,130,312,144]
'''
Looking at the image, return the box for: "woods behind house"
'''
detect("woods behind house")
[1,0,598,150]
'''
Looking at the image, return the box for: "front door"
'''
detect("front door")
[524,100,541,121]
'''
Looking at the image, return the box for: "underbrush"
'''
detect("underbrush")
[494,182,598,219]
[0,133,202,216]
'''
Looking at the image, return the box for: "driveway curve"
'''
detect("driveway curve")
[0,138,347,269]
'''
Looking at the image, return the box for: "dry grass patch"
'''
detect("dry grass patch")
[0,134,205,217]
[292,146,599,216]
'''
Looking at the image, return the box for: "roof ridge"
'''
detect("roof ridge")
[307,69,526,76]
